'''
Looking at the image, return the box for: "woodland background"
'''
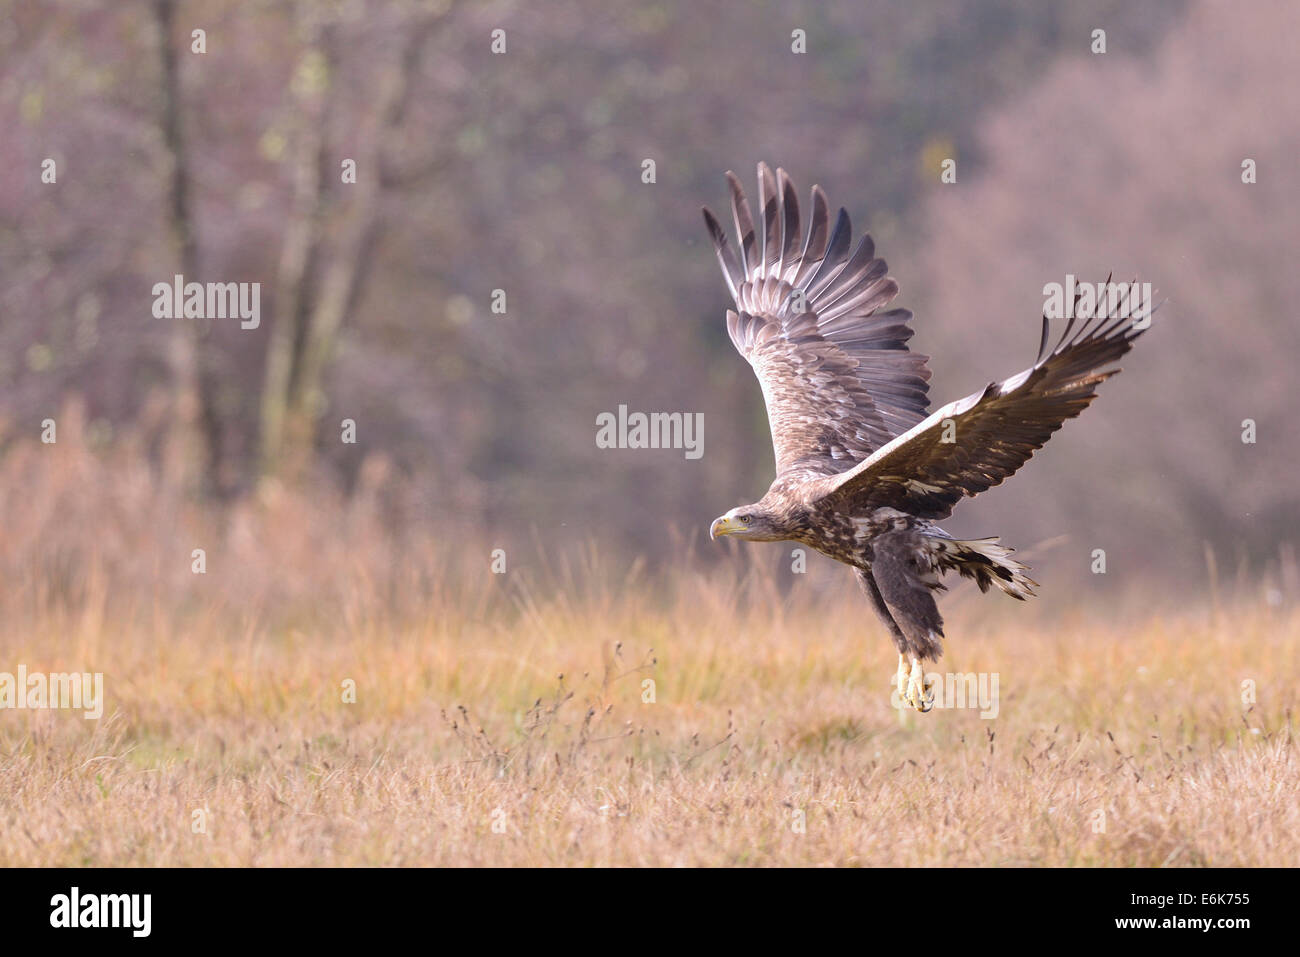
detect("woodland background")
[2,0,1296,599]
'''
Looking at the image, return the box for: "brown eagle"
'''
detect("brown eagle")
[704,163,1148,712]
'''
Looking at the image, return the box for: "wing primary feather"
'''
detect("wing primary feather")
[803,208,852,294]
[1097,305,1133,343]
[1053,313,1078,357]
[793,186,831,287]
[702,207,742,301]
[777,168,800,282]
[813,238,882,307]
[726,171,756,276]
[809,234,878,304]
[757,162,780,279]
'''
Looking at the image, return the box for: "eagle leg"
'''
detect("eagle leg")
[855,568,933,712]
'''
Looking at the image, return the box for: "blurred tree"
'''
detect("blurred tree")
[151,0,211,493]
[22,0,1292,593]
[258,2,451,485]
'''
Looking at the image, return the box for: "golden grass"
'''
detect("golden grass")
[3,570,1297,867]
[1,417,1297,866]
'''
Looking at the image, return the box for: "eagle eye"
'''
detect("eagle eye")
[740,514,752,523]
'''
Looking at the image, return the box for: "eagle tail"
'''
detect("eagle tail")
[929,536,1038,600]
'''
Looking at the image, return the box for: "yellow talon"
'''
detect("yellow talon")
[905,656,935,713]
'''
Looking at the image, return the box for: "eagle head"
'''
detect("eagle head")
[710,504,784,542]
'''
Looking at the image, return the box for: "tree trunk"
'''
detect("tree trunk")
[152,0,217,495]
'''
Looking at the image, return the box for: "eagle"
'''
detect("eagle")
[703,163,1148,712]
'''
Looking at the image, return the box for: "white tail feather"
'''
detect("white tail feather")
[926,535,1038,600]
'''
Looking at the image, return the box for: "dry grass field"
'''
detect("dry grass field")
[1,429,1297,867]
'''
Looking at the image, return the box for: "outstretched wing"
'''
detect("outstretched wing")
[809,289,1151,520]
[703,163,930,480]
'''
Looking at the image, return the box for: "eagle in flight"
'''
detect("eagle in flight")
[704,163,1148,712]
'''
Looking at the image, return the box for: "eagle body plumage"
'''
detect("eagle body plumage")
[704,164,1148,711]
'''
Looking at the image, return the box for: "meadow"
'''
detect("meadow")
[1,427,1296,867]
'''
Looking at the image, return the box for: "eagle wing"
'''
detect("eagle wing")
[809,295,1150,520]
[703,163,931,480]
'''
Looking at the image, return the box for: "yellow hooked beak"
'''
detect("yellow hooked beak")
[710,516,736,540]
